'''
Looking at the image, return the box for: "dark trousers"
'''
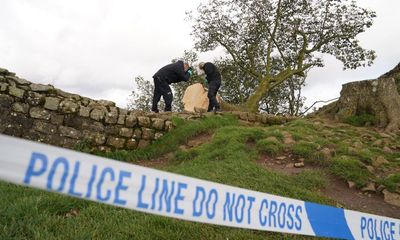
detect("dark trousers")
[152,76,173,112]
[207,81,221,112]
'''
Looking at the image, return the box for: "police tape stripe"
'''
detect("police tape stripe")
[0,134,399,240]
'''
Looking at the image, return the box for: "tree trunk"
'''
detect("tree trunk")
[325,63,400,132]
[243,79,271,113]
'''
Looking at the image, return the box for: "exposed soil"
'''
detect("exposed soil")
[257,152,317,175]
[185,132,213,148]
[321,176,400,219]
[136,152,174,168]
[136,132,213,168]
[257,152,400,219]
[136,131,400,219]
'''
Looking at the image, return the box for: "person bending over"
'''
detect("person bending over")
[152,60,193,112]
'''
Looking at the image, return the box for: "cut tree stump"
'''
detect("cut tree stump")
[322,63,400,132]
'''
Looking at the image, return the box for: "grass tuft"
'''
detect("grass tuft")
[330,156,371,187]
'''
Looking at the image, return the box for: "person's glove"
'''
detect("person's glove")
[203,79,208,86]
[187,66,194,76]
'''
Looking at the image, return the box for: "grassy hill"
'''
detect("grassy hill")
[1,115,399,239]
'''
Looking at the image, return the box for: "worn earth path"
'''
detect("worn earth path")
[137,132,400,220]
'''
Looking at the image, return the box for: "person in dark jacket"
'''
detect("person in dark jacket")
[152,60,193,112]
[199,62,221,112]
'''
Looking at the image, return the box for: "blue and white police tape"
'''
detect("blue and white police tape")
[0,134,399,239]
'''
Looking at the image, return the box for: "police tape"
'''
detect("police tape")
[0,134,399,239]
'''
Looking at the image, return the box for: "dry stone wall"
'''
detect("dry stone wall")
[0,67,294,152]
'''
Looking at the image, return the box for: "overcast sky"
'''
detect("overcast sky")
[0,0,399,109]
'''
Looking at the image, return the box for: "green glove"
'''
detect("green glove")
[187,69,193,76]
[203,79,208,85]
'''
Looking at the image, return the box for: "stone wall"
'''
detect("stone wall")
[0,67,294,152]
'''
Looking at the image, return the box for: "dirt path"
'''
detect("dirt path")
[257,152,400,219]
[322,176,400,218]
[136,132,400,219]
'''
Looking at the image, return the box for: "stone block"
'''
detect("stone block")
[26,91,45,106]
[97,99,116,107]
[11,102,29,113]
[248,113,257,122]
[9,76,30,85]
[126,114,137,127]
[33,120,57,134]
[82,130,106,145]
[50,114,64,125]
[0,83,8,92]
[151,118,165,130]
[239,112,248,121]
[165,121,174,131]
[6,112,33,129]
[0,94,14,108]
[81,97,90,106]
[90,108,106,121]
[22,129,46,142]
[261,114,268,124]
[30,83,53,92]
[105,125,120,135]
[118,114,126,125]
[58,90,81,101]
[154,132,164,140]
[4,124,23,137]
[59,126,82,139]
[119,128,133,137]
[383,190,400,207]
[64,115,106,131]
[30,107,51,120]
[138,139,150,149]
[255,114,263,123]
[61,137,78,149]
[60,100,79,113]
[133,129,142,139]
[98,146,112,152]
[142,128,155,140]
[126,138,138,150]
[106,136,126,149]
[44,97,60,111]
[79,106,91,117]
[9,86,25,98]
[105,107,118,124]
[138,116,151,127]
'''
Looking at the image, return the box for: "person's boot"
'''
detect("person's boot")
[213,106,221,113]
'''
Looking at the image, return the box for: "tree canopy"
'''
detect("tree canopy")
[188,0,376,112]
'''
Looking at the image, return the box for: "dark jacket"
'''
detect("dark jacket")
[203,62,221,83]
[153,61,190,84]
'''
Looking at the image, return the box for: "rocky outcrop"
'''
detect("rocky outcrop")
[0,67,295,152]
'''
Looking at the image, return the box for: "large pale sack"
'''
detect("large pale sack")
[182,83,221,112]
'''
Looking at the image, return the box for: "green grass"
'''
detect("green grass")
[343,113,377,127]
[256,137,284,156]
[2,115,399,239]
[291,141,324,164]
[0,116,330,240]
[105,115,238,162]
[330,156,371,187]
[380,173,400,192]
